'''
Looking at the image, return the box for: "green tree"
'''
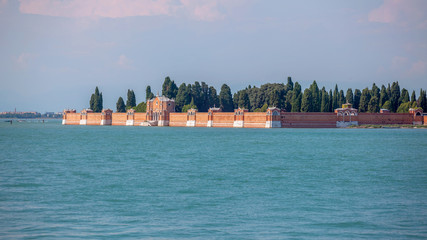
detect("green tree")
[399,88,409,104]
[309,81,320,112]
[390,81,400,112]
[90,86,103,112]
[285,76,294,92]
[208,86,219,108]
[175,83,191,112]
[191,81,202,109]
[338,90,345,107]
[371,83,380,99]
[134,102,147,112]
[320,89,330,112]
[379,85,388,107]
[116,97,126,112]
[346,88,353,104]
[396,101,413,113]
[284,90,293,112]
[332,84,339,110]
[301,88,313,112]
[126,89,136,109]
[182,98,197,112]
[382,100,391,110]
[238,90,250,109]
[219,84,233,112]
[162,76,178,99]
[411,90,416,103]
[359,88,371,112]
[254,103,268,112]
[353,89,361,109]
[328,89,333,112]
[419,89,427,111]
[368,96,379,113]
[146,85,154,100]
[291,82,302,112]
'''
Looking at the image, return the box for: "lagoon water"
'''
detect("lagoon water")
[1,120,427,239]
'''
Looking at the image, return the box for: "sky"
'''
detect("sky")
[0,0,426,112]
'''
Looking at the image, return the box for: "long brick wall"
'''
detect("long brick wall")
[211,113,234,128]
[112,113,127,126]
[64,113,80,125]
[281,112,337,128]
[358,113,413,125]
[63,110,424,127]
[169,113,187,127]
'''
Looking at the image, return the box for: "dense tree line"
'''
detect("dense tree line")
[94,77,427,114]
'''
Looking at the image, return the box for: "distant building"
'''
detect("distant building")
[146,96,175,126]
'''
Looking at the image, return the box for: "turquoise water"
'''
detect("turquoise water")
[1,121,427,239]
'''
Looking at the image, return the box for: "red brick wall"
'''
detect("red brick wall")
[212,113,234,128]
[112,113,127,125]
[358,113,413,125]
[64,113,80,125]
[86,113,102,125]
[134,113,147,125]
[195,113,209,127]
[282,112,337,128]
[169,113,187,127]
[244,112,266,128]
[424,116,427,125]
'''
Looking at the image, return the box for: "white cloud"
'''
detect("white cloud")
[14,53,33,68]
[18,0,240,21]
[368,0,427,28]
[117,54,133,69]
[408,60,427,76]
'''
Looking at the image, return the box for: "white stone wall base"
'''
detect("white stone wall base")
[265,121,281,128]
[80,119,87,125]
[62,119,66,125]
[126,120,134,126]
[233,120,244,128]
[207,120,213,127]
[336,121,358,128]
[158,120,169,126]
[186,120,196,127]
[413,121,422,125]
[100,119,112,125]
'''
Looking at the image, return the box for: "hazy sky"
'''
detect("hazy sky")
[1,0,426,112]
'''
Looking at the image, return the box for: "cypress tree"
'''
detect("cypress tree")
[354,89,361,110]
[291,82,302,112]
[90,86,103,112]
[116,97,126,112]
[192,81,202,109]
[301,89,313,112]
[346,88,353,104]
[332,84,339,110]
[320,89,329,112]
[399,88,409,105]
[175,83,190,112]
[419,89,427,111]
[379,85,388,107]
[371,83,380,99]
[411,90,416,103]
[368,96,379,113]
[219,84,233,112]
[309,81,320,112]
[285,77,294,92]
[390,81,400,112]
[208,86,219,108]
[284,91,293,112]
[126,89,136,109]
[200,82,209,112]
[359,88,371,112]
[162,76,178,99]
[338,90,345,107]
[328,89,333,112]
[238,90,250,109]
[146,85,154,100]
